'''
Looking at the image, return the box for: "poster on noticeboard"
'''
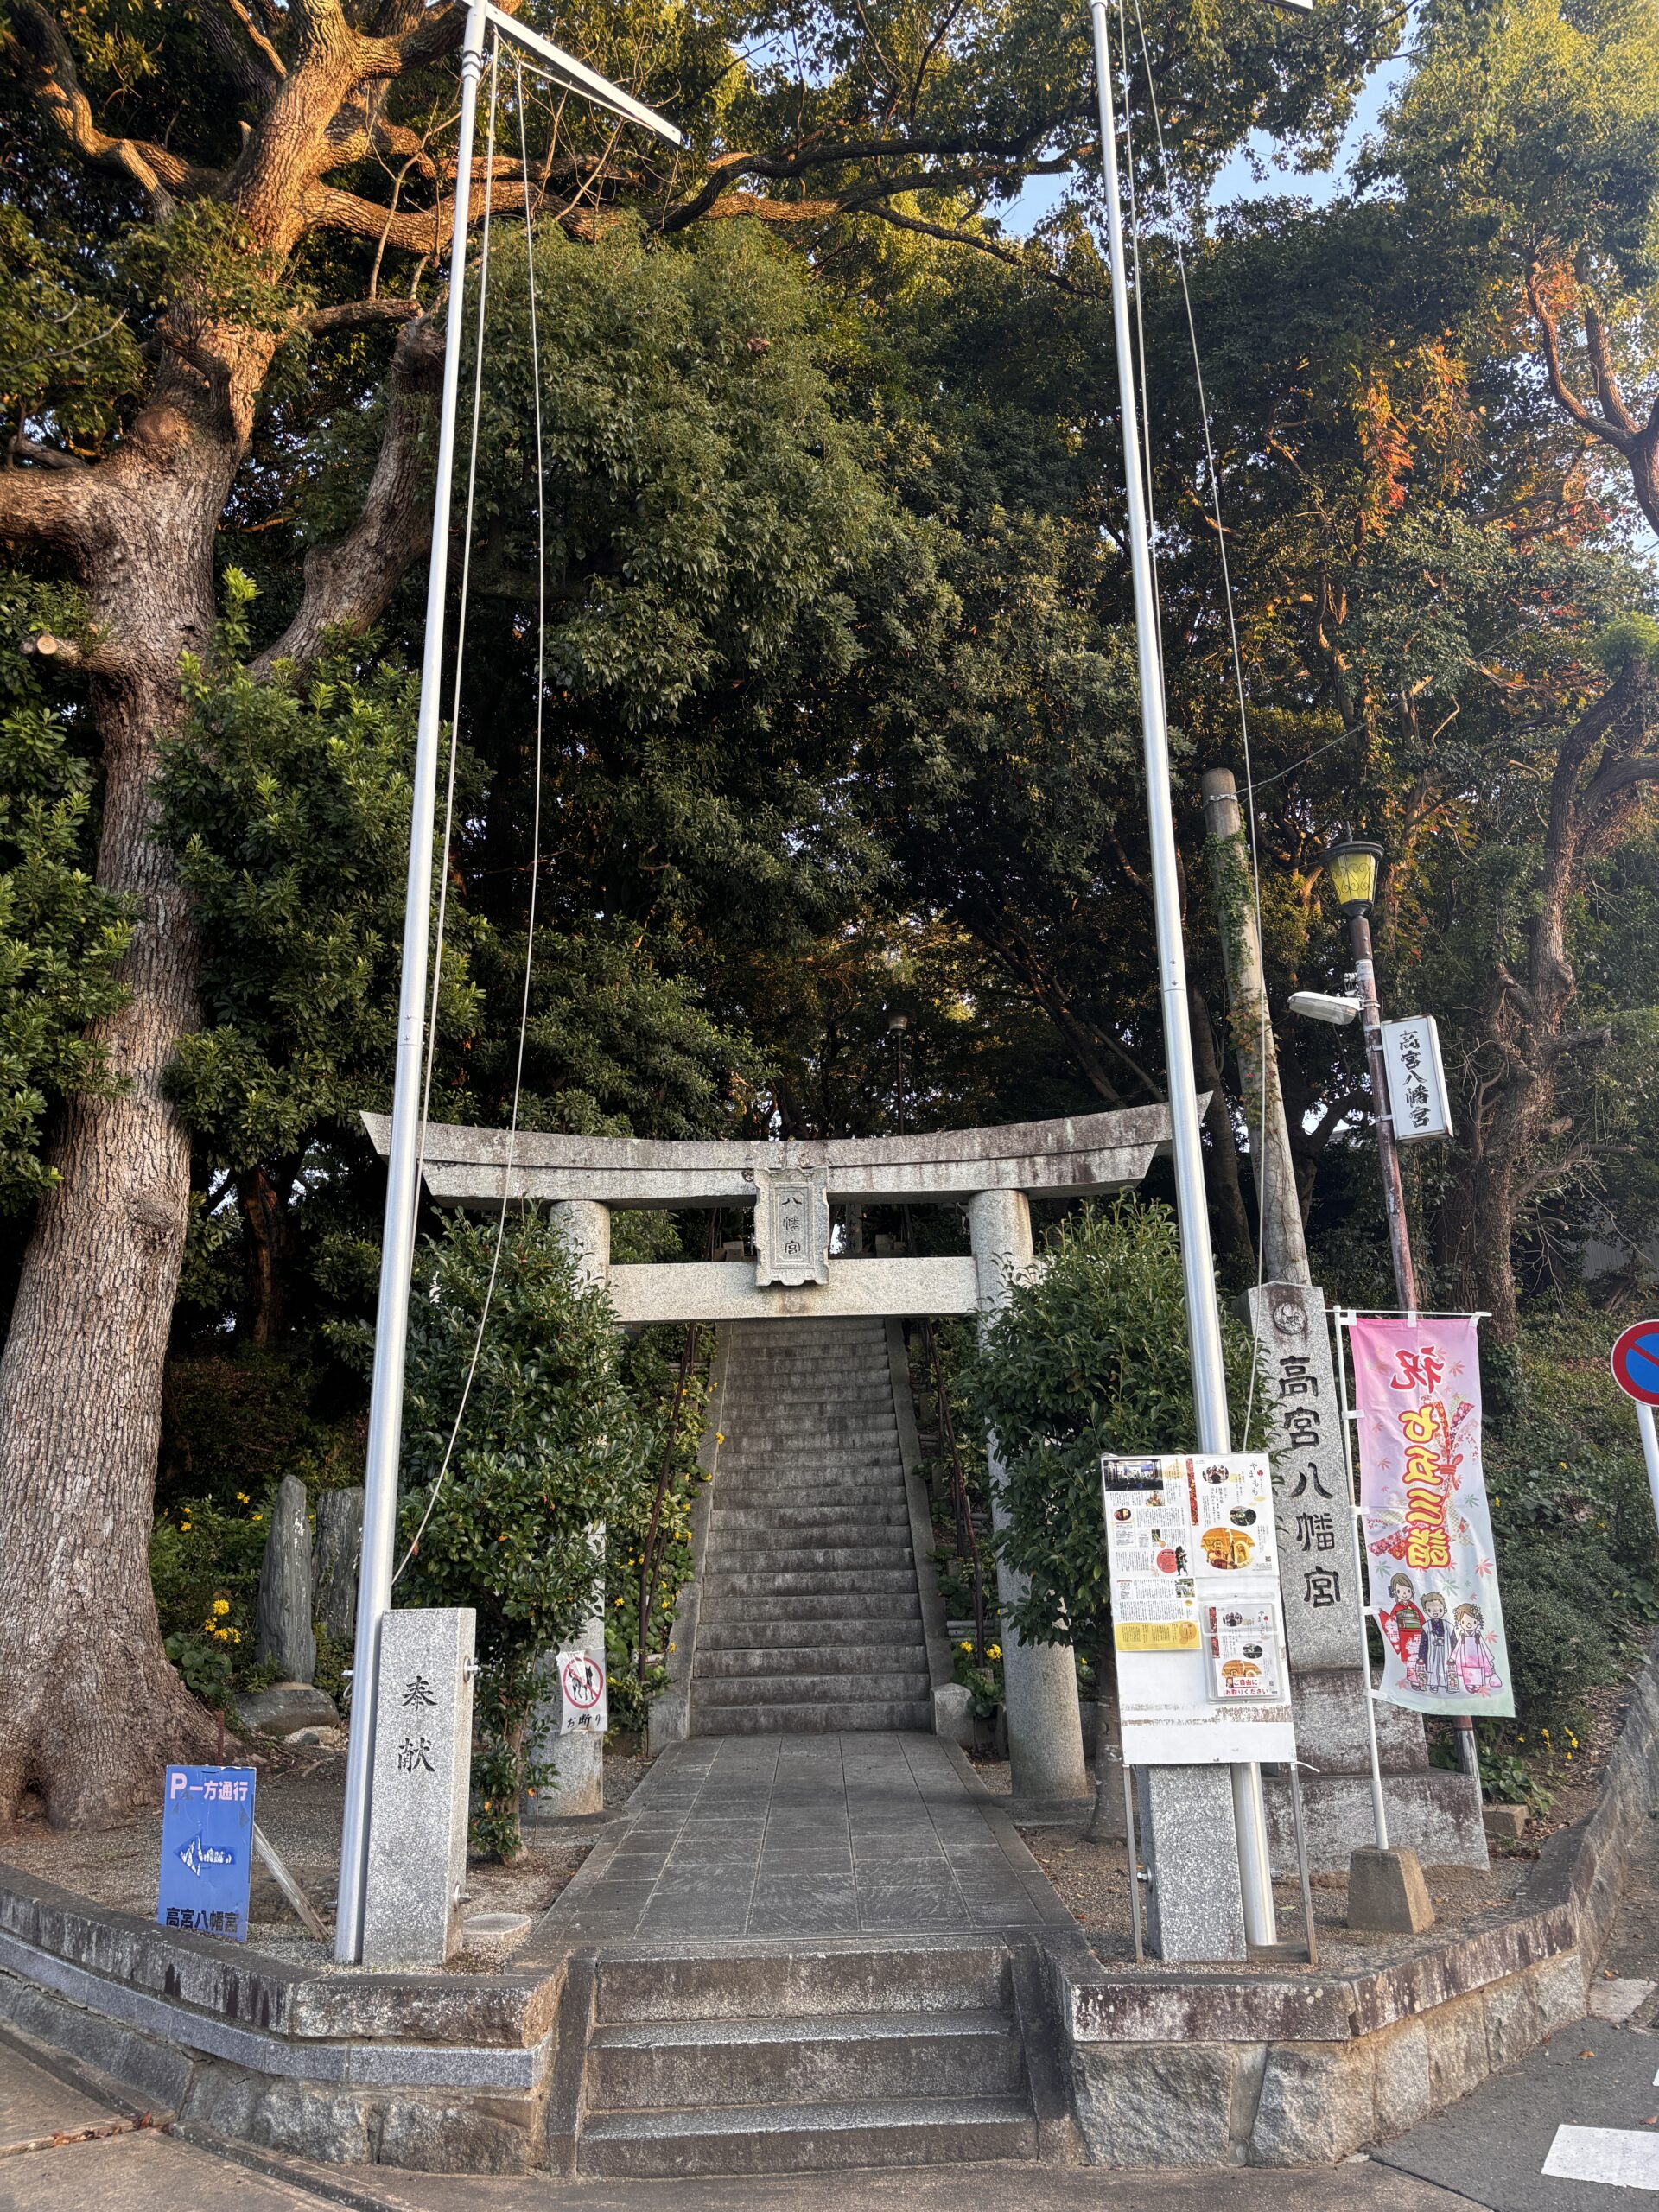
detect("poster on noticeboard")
[1101,1452,1296,1767]
[1349,1314,1513,1719]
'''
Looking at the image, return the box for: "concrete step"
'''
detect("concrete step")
[704,1543,914,1574]
[695,1669,931,1707]
[697,1642,928,1679]
[697,1608,924,1643]
[702,1567,918,1599]
[721,1410,899,1433]
[711,1465,909,1491]
[588,2010,1023,2111]
[696,1698,932,1732]
[711,1504,910,1533]
[577,2094,1038,2177]
[594,1942,1014,2024]
[698,1593,922,1626]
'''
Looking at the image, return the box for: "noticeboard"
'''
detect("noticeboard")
[1102,1453,1297,1767]
[156,1764,255,1941]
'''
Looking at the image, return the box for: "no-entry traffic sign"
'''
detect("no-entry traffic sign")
[1611,1322,1659,1408]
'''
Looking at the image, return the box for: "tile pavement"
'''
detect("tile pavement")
[529,1734,1072,1943]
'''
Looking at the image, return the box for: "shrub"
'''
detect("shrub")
[395,1211,673,1860]
[965,1197,1261,1682]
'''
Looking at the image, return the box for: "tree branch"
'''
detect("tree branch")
[6,0,220,213]
[0,461,102,563]
[1583,301,1638,437]
[251,315,443,676]
[300,296,424,335]
[1525,257,1643,454]
[860,202,1091,293]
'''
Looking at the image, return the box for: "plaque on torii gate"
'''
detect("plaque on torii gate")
[751,1165,831,1288]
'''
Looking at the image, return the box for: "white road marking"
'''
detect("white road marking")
[1542,2124,1659,2189]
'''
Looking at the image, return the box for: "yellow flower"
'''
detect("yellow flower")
[212,1598,230,1618]
[252,1512,263,1521]
[988,1644,1003,1662]
[614,1596,624,1606]
[236,1492,250,1504]
[959,1640,972,1653]
[716,1433,726,1445]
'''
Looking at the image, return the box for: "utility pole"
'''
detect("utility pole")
[1201,768,1310,1287]
[1086,3,1276,1951]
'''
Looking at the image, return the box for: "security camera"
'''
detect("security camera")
[1287,990,1363,1027]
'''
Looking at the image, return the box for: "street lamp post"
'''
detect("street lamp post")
[1323,840,1417,1313]
[1323,838,1478,1781]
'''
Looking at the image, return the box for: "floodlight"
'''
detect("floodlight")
[1287,990,1363,1027]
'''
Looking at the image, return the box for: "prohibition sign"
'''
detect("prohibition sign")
[560,1652,604,1710]
[1611,1321,1659,1408]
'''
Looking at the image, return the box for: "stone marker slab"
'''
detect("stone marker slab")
[312,1485,363,1645]
[1245,1284,1367,1672]
[1347,1844,1435,1934]
[1138,1765,1248,1962]
[254,1474,315,1684]
[362,1607,475,1969]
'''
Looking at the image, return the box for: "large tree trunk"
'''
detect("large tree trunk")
[0,420,246,1821]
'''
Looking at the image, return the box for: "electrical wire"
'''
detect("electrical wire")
[394,41,550,1583]
[1120,0,1276,1441]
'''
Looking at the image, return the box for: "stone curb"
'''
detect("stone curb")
[0,1637,1654,2177]
[1056,1630,1659,2166]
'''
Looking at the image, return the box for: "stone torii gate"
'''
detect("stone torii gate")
[368,1100,1181,1810]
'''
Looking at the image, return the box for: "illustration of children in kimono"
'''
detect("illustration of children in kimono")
[1452,1602,1503,1696]
[1382,1573,1426,1684]
[1417,1590,1452,1695]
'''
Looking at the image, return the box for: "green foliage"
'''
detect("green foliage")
[149,1491,270,1694]
[951,1637,1005,1719]
[394,1211,675,1859]
[0,577,131,1212]
[604,1323,712,1719]
[159,1348,362,1516]
[966,1199,1262,1662]
[157,630,448,1165]
[1484,1316,1659,1726]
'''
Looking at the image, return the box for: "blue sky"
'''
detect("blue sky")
[1001,40,1410,235]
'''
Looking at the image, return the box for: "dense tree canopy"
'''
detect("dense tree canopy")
[1,0,1657,1823]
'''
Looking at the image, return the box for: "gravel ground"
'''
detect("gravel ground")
[0,1743,657,1976]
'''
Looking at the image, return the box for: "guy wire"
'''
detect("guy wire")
[1123,0,1276,1440]
[397,38,544,1584]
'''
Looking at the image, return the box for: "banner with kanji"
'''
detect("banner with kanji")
[1350,1315,1513,1718]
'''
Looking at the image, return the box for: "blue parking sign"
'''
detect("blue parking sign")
[157,1765,256,1942]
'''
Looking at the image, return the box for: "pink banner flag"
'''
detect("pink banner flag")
[1350,1315,1513,1718]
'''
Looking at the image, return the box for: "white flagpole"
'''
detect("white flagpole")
[1086,0,1276,1946]
[334,0,490,1965]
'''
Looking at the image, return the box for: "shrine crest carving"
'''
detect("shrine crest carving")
[751,1165,831,1288]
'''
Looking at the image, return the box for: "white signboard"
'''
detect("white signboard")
[556,1648,607,1735]
[1380,1015,1452,1142]
[1102,1453,1296,1766]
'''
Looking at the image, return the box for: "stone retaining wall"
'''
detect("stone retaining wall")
[1059,1631,1659,2166]
[0,1636,1654,2176]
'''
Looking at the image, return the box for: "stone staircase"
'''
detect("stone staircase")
[576,1940,1037,2175]
[693,1319,933,1735]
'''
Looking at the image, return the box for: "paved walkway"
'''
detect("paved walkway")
[526,1734,1073,1945]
